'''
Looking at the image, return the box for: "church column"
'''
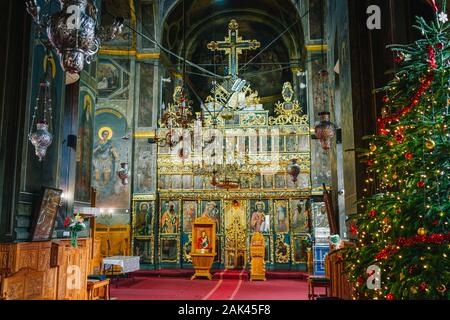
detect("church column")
[0,0,31,242]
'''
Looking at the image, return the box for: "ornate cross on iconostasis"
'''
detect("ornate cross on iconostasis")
[207,19,261,79]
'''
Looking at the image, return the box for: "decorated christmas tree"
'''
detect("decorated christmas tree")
[344,0,450,300]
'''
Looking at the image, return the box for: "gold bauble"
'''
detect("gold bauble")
[417,228,427,236]
[439,211,446,218]
[388,141,395,147]
[425,139,436,150]
[410,286,418,294]
[370,144,377,152]
[383,225,392,234]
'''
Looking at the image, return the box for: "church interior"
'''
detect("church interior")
[0,0,449,302]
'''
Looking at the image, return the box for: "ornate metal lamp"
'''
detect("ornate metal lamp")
[287,158,301,183]
[28,55,54,161]
[314,112,337,151]
[26,0,123,75]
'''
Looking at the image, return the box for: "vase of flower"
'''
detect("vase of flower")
[70,231,79,248]
[64,213,87,248]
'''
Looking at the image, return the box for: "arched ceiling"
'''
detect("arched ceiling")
[161,0,306,108]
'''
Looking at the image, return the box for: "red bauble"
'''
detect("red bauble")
[436,43,444,50]
[369,210,377,218]
[386,293,395,300]
[405,152,414,160]
[396,134,405,143]
[367,159,374,166]
[357,276,365,285]
[417,181,425,188]
[419,282,428,292]
[397,209,401,215]
[383,96,390,104]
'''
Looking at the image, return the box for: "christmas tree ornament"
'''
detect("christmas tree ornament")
[419,282,428,292]
[439,211,445,218]
[405,152,414,160]
[369,210,377,218]
[417,181,425,188]
[367,159,374,166]
[383,225,392,234]
[386,293,395,300]
[410,286,418,294]
[425,139,436,150]
[437,284,447,294]
[369,144,377,152]
[417,228,427,236]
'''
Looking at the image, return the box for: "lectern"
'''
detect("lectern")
[250,232,266,281]
[191,214,216,280]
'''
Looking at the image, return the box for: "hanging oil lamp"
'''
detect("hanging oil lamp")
[314,112,337,151]
[28,56,54,161]
[287,158,301,183]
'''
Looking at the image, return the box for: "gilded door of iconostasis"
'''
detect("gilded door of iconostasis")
[224,201,247,269]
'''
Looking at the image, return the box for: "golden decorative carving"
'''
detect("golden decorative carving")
[275,233,291,263]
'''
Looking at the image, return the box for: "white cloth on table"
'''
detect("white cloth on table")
[102,256,140,273]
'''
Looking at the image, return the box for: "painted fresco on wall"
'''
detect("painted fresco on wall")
[100,0,133,48]
[138,62,154,127]
[97,58,130,99]
[134,201,153,236]
[75,86,94,203]
[290,199,310,234]
[182,201,197,233]
[249,200,270,234]
[160,200,180,234]
[274,200,289,232]
[201,200,221,232]
[134,140,155,194]
[92,109,130,208]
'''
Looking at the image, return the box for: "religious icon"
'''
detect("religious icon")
[250,200,270,233]
[30,187,63,241]
[275,200,289,232]
[201,201,220,232]
[161,238,178,261]
[135,202,152,236]
[313,202,330,229]
[275,233,290,264]
[134,239,152,263]
[182,201,197,233]
[160,201,179,234]
[290,199,310,234]
[197,231,210,251]
[93,127,119,188]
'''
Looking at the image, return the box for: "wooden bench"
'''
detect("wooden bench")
[87,279,110,300]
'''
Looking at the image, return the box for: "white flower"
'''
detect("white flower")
[438,12,448,23]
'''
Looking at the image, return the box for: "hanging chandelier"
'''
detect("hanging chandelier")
[26,0,123,75]
[29,55,54,161]
[153,86,197,150]
[193,146,258,189]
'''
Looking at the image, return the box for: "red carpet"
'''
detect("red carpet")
[213,269,249,281]
[130,269,309,280]
[110,275,321,300]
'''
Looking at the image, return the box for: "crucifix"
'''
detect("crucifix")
[208,20,260,80]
